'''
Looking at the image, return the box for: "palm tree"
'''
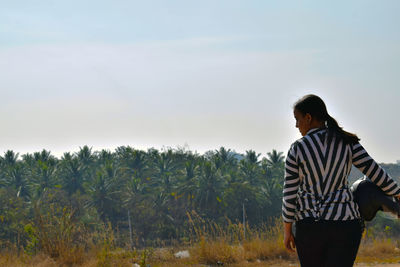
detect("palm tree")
[3,162,30,199]
[30,160,58,199]
[178,156,200,211]
[21,153,35,169]
[258,150,285,218]
[26,150,59,199]
[76,146,96,181]
[2,150,19,166]
[33,150,57,165]
[245,150,261,165]
[266,149,285,169]
[86,172,117,221]
[96,149,114,166]
[0,150,20,187]
[77,146,95,166]
[152,149,179,194]
[152,191,176,239]
[239,160,260,186]
[115,146,148,181]
[124,176,147,207]
[265,149,285,182]
[215,147,237,165]
[58,152,86,195]
[224,180,265,225]
[195,160,225,218]
[239,150,262,186]
[86,160,121,223]
[212,147,238,180]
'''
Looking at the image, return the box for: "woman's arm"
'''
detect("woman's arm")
[282,144,300,252]
[352,143,400,197]
[284,222,296,252]
[282,144,300,222]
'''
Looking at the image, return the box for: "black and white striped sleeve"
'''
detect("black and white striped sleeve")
[282,143,300,223]
[352,143,400,196]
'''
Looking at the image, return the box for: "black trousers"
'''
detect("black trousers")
[294,218,363,267]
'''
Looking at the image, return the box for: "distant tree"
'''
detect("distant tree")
[86,162,120,223]
[3,162,30,199]
[0,188,29,248]
[224,181,264,225]
[116,146,148,182]
[1,150,19,166]
[0,151,30,199]
[179,156,200,211]
[195,161,225,218]
[239,150,262,186]
[266,149,284,169]
[58,152,86,196]
[0,145,296,249]
[152,149,179,194]
[29,150,58,199]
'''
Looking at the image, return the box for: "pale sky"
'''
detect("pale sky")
[1,0,400,162]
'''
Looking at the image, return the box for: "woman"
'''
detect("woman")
[282,94,400,267]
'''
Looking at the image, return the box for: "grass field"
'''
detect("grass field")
[1,218,400,266]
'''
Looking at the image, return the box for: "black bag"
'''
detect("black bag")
[350,176,400,221]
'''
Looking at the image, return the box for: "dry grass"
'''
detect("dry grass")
[0,253,58,267]
[185,215,298,266]
[242,237,289,261]
[356,238,400,264]
[192,236,244,264]
[1,214,400,266]
[241,220,292,262]
[27,204,89,266]
[0,238,399,267]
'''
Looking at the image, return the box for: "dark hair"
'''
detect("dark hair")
[294,94,360,144]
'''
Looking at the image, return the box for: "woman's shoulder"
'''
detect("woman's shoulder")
[291,133,312,147]
[288,140,301,154]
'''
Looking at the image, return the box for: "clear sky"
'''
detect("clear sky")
[1,0,400,162]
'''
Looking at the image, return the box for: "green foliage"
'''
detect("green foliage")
[139,248,153,267]
[23,223,37,255]
[29,202,87,265]
[0,146,398,255]
[365,212,400,238]
[0,188,29,249]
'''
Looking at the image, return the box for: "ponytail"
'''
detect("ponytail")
[294,94,360,144]
[326,114,360,144]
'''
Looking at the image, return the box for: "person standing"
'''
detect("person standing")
[282,94,400,267]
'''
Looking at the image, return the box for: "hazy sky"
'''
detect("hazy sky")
[1,0,400,162]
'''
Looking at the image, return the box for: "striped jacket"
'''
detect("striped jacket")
[282,128,400,223]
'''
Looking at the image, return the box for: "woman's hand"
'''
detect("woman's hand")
[284,222,296,253]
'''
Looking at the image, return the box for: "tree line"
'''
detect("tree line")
[2,145,400,250]
[0,146,285,249]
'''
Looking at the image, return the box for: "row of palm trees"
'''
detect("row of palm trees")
[0,146,285,247]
